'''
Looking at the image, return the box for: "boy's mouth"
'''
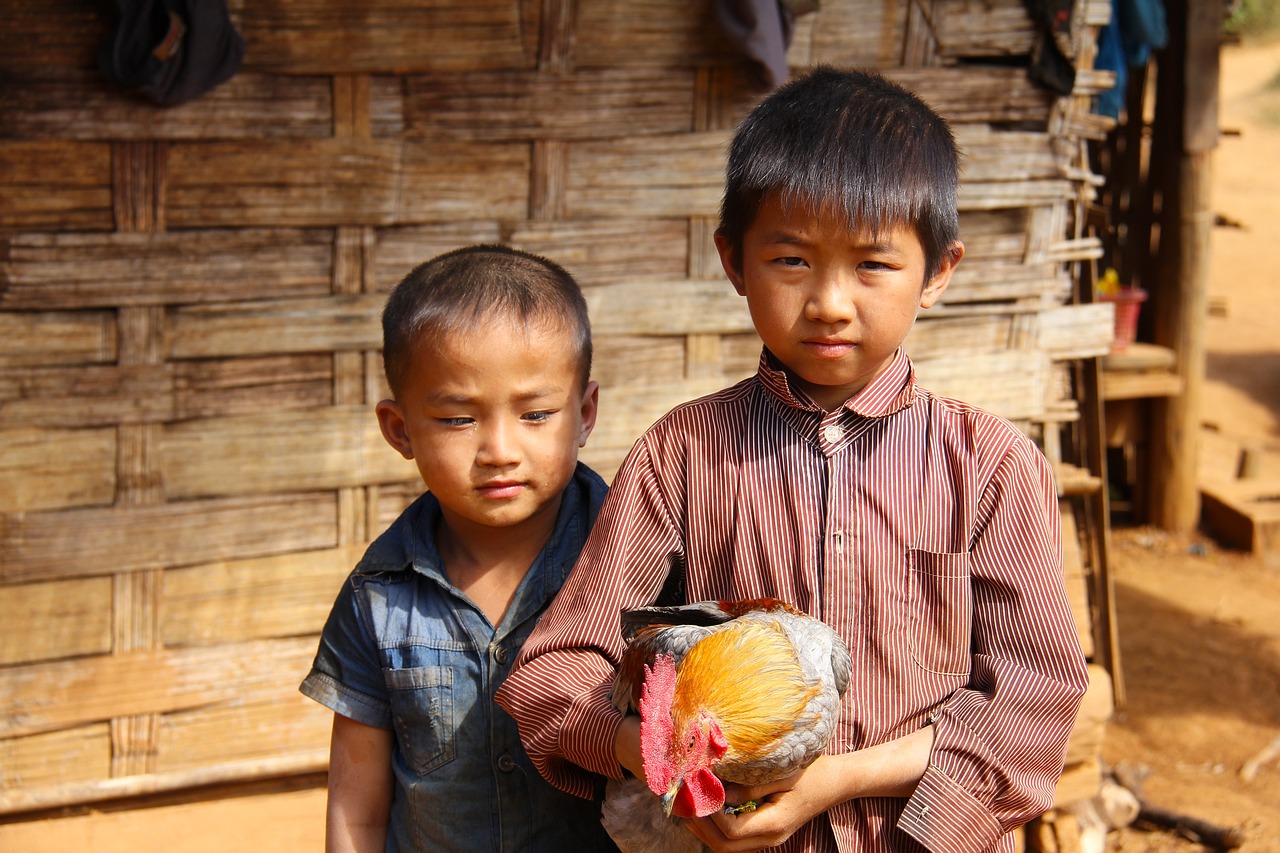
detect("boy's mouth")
[803,338,856,357]
[478,480,525,499]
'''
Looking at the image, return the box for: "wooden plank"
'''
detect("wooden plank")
[0,427,116,513]
[168,295,384,360]
[0,576,114,666]
[156,695,333,773]
[590,378,751,453]
[164,140,528,228]
[905,315,1014,361]
[884,67,1053,124]
[0,637,319,740]
[805,0,907,67]
[400,68,698,140]
[913,352,1051,420]
[0,724,111,794]
[0,141,113,231]
[942,261,1067,303]
[0,0,104,72]
[371,223,508,290]
[0,230,334,310]
[240,0,538,74]
[159,407,415,499]
[934,0,1035,57]
[0,493,340,584]
[958,179,1075,210]
[0,310,116,368]
[0,71,333,141]
[573,0,738,67]
[1100,370,1184,400]
[586,280,754,336]
[1060,502,1095,658]
[1063,664,1113,767]
[1200,481,1280,563]
[163,546,363,646]
[593,335,688,387]
[510,219,691,286]
[565,131,728,219]
[1037,304,1115,360]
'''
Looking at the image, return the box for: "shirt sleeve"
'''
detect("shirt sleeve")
[299,574,393,730]
[899,436,1090,852]
[495,436,685,798]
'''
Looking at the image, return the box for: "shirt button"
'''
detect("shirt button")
[920,805,930,817]
[493,645,509,664]
[823,424,843,443]
[497,753,516,772]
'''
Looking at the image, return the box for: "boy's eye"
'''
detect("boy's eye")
[775,256,806,267]
[523,410,555,424]
[438,416,474,428]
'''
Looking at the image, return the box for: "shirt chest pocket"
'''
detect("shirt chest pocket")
[384,665,455,774]
[906,549,972,676]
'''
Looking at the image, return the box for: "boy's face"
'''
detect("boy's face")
[376,313,598,543]
[716,192,961,410]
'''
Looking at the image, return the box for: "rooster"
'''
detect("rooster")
[600,598,852,853]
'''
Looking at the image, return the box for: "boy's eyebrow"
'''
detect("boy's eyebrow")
[761,230,901,255]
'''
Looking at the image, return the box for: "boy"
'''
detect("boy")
[300,245,618,852]
[496,67,1090,852]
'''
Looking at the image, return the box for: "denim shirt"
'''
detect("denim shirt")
[300,463,617,853]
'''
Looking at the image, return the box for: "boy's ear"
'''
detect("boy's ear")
[577,380,600,448]
[375,399,415,460]
[713,231,747,295]
[920,241,965,309]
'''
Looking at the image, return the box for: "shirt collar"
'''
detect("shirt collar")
[756,347,918,419]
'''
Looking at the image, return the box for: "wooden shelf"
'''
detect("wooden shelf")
[1101,343,1183,400]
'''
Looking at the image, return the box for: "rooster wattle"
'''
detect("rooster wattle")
[600,598,852,853]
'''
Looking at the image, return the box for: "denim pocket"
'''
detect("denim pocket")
[906,549,972,676]
[385,665,456,774]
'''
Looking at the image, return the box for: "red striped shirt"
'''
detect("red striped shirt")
[496,349,1089,852]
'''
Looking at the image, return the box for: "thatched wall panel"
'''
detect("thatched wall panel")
[572,1,733,68]
[158,409,413,499]
[0,638,317,740]
[0,141,114,230]
[156,696,333,773]
[0,72,334,141]
[0,577,114,666]
[0,495,340,585]
[398,69,699,141]
[0,230,334,310]
[0,0,1114,813]
[564,131,728,218]
[0,725,112,792]
[0,427,116,513]
[162,547,361,647]
[238,0,540,74]
[0,310,116,368]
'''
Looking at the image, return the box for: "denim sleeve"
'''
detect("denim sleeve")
[299,574,393,729]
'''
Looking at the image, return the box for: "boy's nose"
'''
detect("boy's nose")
[476,421,521,467]
[805,274,856,325]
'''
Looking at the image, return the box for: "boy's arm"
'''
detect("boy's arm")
[497,439,683,796]
[899,437,1089,851]
[325,713,393,853]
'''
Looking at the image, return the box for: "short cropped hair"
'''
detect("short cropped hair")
[381,244,592,398]
[718,66,961,280]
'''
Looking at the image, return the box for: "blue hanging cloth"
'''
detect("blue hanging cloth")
[1094,0,1169,117]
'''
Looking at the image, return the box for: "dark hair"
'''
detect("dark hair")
[718,66,961,280]
[381,244,592,398]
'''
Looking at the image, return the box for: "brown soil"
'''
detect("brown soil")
[1097,35,1280,853]
[2,38,1278,853]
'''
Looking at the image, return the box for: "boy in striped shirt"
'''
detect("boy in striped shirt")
[498,67,1089,852]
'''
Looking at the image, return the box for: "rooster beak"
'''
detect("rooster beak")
[660,783,680,818]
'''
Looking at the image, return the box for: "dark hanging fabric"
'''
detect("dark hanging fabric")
[1022,0,1078,96]
[1094,0,1168,117]
[98,0,245,107]
[711,0,799,91]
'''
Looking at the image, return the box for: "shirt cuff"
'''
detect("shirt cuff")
[898,767,1004,853]
[299,669,391,730]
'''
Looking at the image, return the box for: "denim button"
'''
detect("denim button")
[493,645,509,664]
[497,753,516,772]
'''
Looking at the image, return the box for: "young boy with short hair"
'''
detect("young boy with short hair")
[300,245,618,852]
[496,67,1090,852]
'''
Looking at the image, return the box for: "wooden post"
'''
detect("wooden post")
[1148,0,1219,531]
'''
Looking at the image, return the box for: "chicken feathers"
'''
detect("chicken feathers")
[601,598,852,853]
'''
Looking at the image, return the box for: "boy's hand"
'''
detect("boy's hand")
[684,759,844,852]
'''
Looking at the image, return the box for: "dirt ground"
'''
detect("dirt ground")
[1096,34,1280,853]
[1,37,1278,853]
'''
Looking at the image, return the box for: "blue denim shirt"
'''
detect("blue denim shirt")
[300,463,617,852]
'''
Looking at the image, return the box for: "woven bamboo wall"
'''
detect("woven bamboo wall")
[0,0,1115,813]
